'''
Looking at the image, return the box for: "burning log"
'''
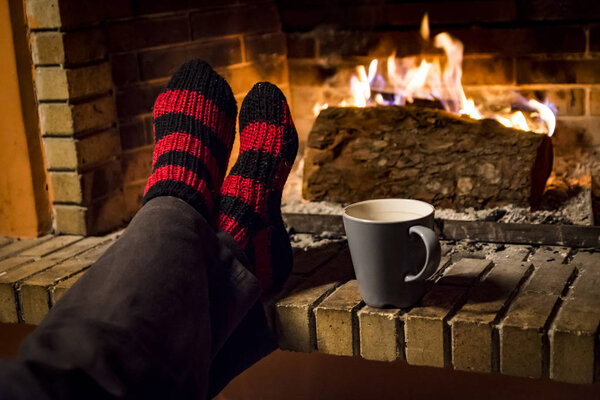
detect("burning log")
[303,105,553,209]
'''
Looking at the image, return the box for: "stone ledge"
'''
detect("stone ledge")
[1,233,598,385]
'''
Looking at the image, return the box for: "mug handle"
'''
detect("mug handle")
[404,225,441,283]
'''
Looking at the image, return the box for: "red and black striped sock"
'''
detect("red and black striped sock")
[218,82,298,293]
[143,59,237,218]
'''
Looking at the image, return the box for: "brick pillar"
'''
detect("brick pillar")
[25,0,124,235]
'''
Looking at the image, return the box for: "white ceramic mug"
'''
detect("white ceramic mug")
[343,198,441,308]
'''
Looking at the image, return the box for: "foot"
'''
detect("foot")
[217,82,298,293]
[143,59,237,218]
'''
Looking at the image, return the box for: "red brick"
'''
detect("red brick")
[118,118,153,150]
[62,28,107,65]
[519,88,585,117]
[590,24,600,52]
[450,25,585,55]
[245,32,286,62]
[341,5,384,29]
[462,57,514,85]
[56,0,106,30]
[385,1,516,27]
[122,146,153,183]
[591,89,600,116]
[286,34,316,58]
[108,16,190,52]
[138,38,242,81]
[516,59,600,84]
[131,0,189,16]
[110,53,140,87]
[289,62,336,86]
[279,8,329,31]
[191,3,281,39]
[318,30,379,58]
[79,160,123,205]
[116,82,164,119]
[518,0,600,21]
[123,181,145,221]
[218,57,288,95]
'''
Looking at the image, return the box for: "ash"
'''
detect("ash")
[435,187,592,225]
[282,186,592,225]
[290,232,345,250]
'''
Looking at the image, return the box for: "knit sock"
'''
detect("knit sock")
[218,82,298,293]
[143,59,237,218]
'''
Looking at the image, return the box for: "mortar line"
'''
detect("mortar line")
[540,265,579,378]
[491,262,536,372]
[351,301,365,357]
[308,279,348,352]
[396,311,406,362]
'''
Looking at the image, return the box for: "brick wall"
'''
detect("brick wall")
[25,0,289,235]
[278,0,600,152]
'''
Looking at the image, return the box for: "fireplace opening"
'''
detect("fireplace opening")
[13,0,600,236]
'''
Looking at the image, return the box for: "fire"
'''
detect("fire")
[314,13,556,136]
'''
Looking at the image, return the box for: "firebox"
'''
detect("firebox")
[20,0,600,234]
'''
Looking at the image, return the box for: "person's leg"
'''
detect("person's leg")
[208,83,299,396]
[0,60,260,400]
[217,82,299,293]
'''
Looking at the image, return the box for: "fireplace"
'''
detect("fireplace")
[19,0,600,235]
[278,1,600,227]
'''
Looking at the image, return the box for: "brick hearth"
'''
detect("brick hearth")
[1,232,599,385]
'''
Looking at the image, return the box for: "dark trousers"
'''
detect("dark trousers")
[0,197,277,399]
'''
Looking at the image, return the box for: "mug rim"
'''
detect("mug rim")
[343,198,434,224]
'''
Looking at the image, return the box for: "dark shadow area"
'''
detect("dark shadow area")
[218,349,600,400]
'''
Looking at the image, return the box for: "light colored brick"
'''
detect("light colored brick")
[20,235,83,258]
[0,257,34,275]
[405,285,467,368]
[26,0,60,29]
[50,171,83,203]
[549,252,600,384]
[438,258,493,286]
[20,238,117,324]
[35,67,68,99]
[570,251,600,274]
[30,31,64,64]
[500,293,559,378]
[314,280,362,356]
[39,96,116,135]
[358,306,402,362]
[528,246,569,267]
[522,260,574,296]
[52,271,85,303]
[0,259,58,323]
[275,282,337,352]
[46,236,105,260]
[451,257,533,373]
[53,205,87,235]
[0,236,53,261]
[43,137,78,169]
[549,296,600,384]
[36,63,112,101]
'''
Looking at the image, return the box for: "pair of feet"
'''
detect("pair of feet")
[142,59,298,293]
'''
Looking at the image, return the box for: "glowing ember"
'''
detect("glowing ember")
[314,13,557,136]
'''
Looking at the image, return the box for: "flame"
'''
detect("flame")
[319,14,557,136]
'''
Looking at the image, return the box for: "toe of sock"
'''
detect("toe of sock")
[239,82,288,129]
[165,59,237,120]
